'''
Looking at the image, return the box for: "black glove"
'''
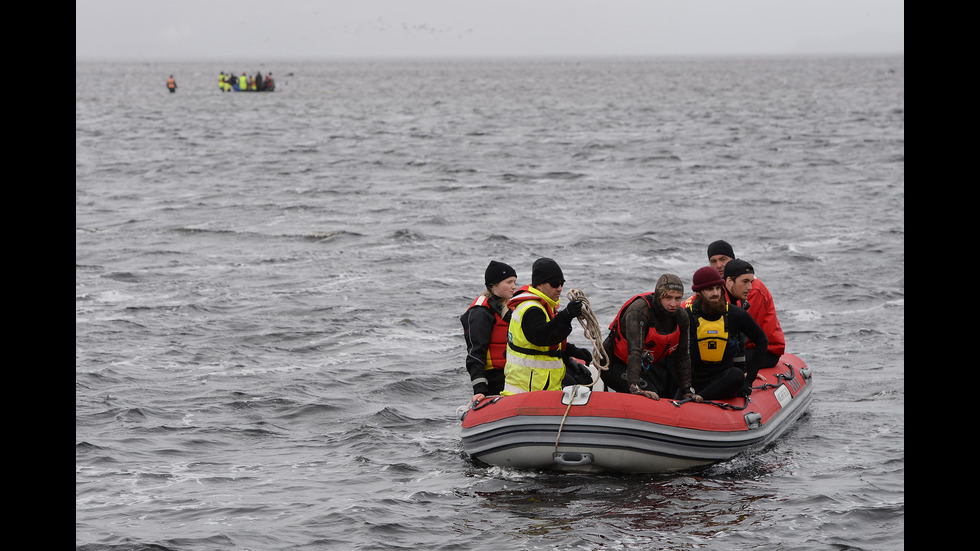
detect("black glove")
[565,359,593,385]
[565,300,583,318]
[571,347,592,365]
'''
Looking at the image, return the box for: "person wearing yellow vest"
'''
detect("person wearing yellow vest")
[238,72,248,92]
[501,258,592,395]
[600,274,698,402]
[686,266,768,400]
[461,260,518,403]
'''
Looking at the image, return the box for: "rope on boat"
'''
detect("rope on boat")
[566,288,610,374]
[672,360,803,409]
[552,289,609,461]
[753,360,797,391]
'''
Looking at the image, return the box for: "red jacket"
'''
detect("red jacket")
[742,277,785,356]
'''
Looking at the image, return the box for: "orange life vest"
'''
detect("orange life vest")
[608,293,680,364]
[465,295,509,369]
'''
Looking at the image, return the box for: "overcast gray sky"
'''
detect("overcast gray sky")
[75,0,904,61]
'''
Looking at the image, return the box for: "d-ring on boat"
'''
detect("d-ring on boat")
[458,353,813,473]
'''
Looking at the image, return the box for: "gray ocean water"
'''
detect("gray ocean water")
[76,56,904,550]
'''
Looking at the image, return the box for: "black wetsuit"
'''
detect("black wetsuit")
[687,297,768,400]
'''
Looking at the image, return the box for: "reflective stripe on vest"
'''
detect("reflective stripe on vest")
[506,297,564,371]
[501,287,566,394]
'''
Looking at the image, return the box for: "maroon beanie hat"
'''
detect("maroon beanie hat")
[691,266,726,291]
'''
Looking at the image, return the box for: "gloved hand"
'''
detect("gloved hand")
[571,347,592,365]
[629,383,659,400]
[564,359,593,385]
[565,299,583,318]
[682,392,703,403]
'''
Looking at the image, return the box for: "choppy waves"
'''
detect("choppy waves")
[77,56,903,550]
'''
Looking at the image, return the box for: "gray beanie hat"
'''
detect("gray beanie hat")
[655,273,684,296]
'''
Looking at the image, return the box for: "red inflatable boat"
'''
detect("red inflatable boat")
[458,353,813,473]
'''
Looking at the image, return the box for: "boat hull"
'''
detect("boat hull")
[459,353,813,473]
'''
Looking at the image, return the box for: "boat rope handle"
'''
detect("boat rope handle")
[673,363,800,409]
[753,361,796,391]
[553,387,580,460]
[552,289,609,461]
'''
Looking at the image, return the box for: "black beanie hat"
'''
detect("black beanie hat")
[723,259,754,280]
[531,257,564,286]
[484,260,517,286]
[707,240,736,260]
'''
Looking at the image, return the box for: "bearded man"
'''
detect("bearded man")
[685,266,769,400]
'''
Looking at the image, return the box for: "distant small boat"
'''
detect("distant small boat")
[220,73,275,92]
[231,81,275,92]
[458,353,813,473]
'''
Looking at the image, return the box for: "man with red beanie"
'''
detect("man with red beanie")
[685,266,769,400]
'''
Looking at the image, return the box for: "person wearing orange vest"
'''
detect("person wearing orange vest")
[461,261,517,402]
[501,258,592,395]
[600,274,697,401]
[166,75,177,93]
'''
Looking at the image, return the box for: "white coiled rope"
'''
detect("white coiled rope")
[566,288,609,376]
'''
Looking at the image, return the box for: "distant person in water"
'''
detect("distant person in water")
[167,75,177,93]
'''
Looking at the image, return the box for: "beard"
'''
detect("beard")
[699,292,727,317]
